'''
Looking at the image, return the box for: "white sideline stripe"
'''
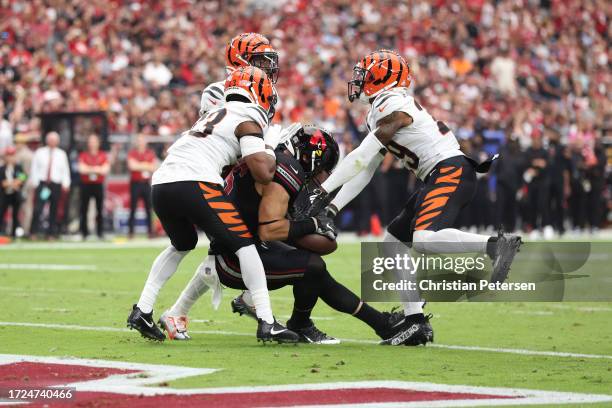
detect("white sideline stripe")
[0,263,97,271]
[0,286,132,295]
[3,321,612,361]
[511,310,555,316]
[0,355,611,406]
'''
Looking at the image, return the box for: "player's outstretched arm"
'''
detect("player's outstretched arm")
[236,121,276,184]
[328,152,384,215]
[320,111,413,194]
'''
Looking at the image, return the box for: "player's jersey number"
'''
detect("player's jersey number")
[192,108,227,137]
[387,141,420,170]
[413,99,450,135]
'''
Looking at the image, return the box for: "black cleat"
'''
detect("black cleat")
[379,313,434,346]
[231,292,257,321]
[127,304,165,341]
[491,231,522,283]
[257,318,299,344]
[287,320,340,344]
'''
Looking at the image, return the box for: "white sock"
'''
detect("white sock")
[236,245,273,323]
[383,231,423,317]
[241,290,254,307]
[137,246,189,314]
[413,228,488,254]
[169,262,210,317]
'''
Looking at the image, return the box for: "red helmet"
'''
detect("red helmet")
[225,33,279,83]
[348,50,411,103]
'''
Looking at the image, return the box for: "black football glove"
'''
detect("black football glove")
[291,187,331,220]
[312,212,338,241]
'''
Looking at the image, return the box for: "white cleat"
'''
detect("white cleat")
[159,311,191,340]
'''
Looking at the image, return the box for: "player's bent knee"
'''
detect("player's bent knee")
[306,254,327,278]
[171,239,197,252]
[412,229,435,254]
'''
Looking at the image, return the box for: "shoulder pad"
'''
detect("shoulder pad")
[368,90,408,126]
[199,81,225,116]
[227,102,269,131]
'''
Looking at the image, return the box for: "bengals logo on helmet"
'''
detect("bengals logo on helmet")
[226,33,279,83]
[224,66,277,119]
[348,50,411,103]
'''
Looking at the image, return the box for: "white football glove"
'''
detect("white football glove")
[263,124,283,150]
[278,122,303,147]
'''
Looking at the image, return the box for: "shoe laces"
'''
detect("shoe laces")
[174,316,188,333]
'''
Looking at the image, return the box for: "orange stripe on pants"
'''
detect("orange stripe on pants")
[424,186,457,201]
[418,196,449,216]
[435,167,462,184]
[415,210,441,227]
[218,211,243,225]
[209,201,235,210]
[414,222,432,231]
[199,182,222,200]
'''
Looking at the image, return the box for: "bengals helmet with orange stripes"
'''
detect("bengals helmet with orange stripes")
[224,66,278,120]
[226,33,279,83]
[348,50,411,103]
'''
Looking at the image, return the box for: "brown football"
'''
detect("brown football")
[294,234,338,255]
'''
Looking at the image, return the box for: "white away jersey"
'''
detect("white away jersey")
[153,101,269,186]
[199,81,225,116]
[366,88,463,180]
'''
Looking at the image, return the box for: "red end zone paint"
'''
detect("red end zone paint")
[0,362,137,388]
[2,355,610,407]
[26,389,517,408]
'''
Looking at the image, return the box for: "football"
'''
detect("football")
[294,233,338,255]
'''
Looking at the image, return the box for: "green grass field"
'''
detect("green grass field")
[0,242,611,406]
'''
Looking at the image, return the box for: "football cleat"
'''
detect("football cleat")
[287,320,340,345]
[159,311,190,341]
[379,313,434,346]
[256,318,299,344]
[491,231,522,283]
[127,304,165,341]
[231,292,257,321]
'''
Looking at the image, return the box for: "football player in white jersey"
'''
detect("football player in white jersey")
[293,50,521,346]
[128,66,299,344]
[199,33,279,117]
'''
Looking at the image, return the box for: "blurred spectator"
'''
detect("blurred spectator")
[13,133,34,234]
[494,138,523,232]
[524,137,550,234]
[127,135,157,238]
[0,101,13,155]
[0,146,26,237]
[0,0,607,236]
[78,134,109,240]
[30,132,71,239]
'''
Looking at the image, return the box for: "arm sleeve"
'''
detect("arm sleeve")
[239,135,266,157]
[320,132,385,193]
[330,152,384,211]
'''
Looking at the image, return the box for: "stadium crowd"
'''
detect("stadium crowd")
[0,0,609,239]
